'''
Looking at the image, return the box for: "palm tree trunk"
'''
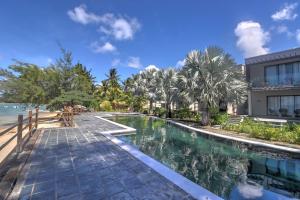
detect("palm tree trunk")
[149,100,153,114]
[201,103,210,126]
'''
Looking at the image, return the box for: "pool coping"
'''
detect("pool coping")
[95,116,222,200]
[165,119,300,155]
[95,116,136,135]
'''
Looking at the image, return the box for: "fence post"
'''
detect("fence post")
[70,110,74,127]
[17,114,23,153]
[28,110,32,136]
[35,107,39,129]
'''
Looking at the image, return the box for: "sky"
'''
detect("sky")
[0,0,300,82]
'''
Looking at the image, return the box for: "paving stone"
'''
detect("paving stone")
[121,176,143,190]
[13,114,195,200]
[19,185,32,197]
[33,180,54,194]
[109,192,136,200]
[30,190,55,200]
[104,181,124,196]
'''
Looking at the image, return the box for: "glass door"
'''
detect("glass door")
[280,96,294,117]
[267,96,280,116]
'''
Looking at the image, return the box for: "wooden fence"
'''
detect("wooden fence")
[0,108,74,156]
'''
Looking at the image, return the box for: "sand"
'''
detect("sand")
[0,112,63,165]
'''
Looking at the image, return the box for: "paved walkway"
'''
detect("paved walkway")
[10,114,194,200]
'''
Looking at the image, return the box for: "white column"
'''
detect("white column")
[248,91,252,116]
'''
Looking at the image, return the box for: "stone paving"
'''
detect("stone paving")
[12,114,194,200]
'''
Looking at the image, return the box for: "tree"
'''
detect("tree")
[94,68,130,111]
[0,48,96,107]
[0,62,46,104]
[140,68,159,113]
[72,62,95,94]
[47,90,95,111]
[156,68,178,118]
[183,46,247,125]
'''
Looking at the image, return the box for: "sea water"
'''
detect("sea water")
[0,103,46,126]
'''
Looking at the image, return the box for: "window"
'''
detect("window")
[265,66,278,86]
[267,95,300,117]
[293,62,300,85]
[265,62,300,86]
[267,96,280,116]
[279,64,293,85]
[280,96,294,117]
[295,96,300,117]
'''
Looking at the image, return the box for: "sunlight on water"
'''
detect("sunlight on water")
[111,116,300,200]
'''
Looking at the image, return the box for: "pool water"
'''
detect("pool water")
[110,116,300,200]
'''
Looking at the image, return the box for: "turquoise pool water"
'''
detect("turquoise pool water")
[111,116,300,200]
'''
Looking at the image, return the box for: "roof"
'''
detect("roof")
[245,47,300,65]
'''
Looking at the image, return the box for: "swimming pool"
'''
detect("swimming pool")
[110,115,300,200]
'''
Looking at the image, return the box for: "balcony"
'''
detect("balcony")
[249,76,300,91]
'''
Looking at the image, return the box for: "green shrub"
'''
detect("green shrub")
[173,108,193,119]
[223,118,300,144]
[100,100,112,111]
[194,113,201,122]
[153,107,166,118]
[211,112,229,125]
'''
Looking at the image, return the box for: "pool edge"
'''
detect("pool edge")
[166,119,300,155]
[95,116,223,200]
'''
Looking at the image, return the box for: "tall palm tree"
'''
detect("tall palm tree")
[140,68,159,113]
[183,46,247,125]
[157,68,178,118]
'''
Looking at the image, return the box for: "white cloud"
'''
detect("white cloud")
[91,41,116,53]
[111,58,120,66]
[127,57,142,68]
[271,3,298,21]
[68,4,140,40]
[99,18,140,40]
[296,29,300,44]
[67,4,102,25]
[145,65,159,71]
[276,25,293,37]
[277,25,288,33]
[235,21,270,58]
[176,59,186,67]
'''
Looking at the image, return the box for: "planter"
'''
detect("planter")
[279,108,288,117]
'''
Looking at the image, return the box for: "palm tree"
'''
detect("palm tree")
[140,68,159,113]
[183,46,247,125]
[177,66,199,109]
[157,68,178,118]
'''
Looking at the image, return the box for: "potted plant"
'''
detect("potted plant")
[279,108,288,117]
[294,109,300,117]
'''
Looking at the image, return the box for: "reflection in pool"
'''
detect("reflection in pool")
[110,116,300,200]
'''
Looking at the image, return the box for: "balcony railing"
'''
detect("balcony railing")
[250,76,300,90]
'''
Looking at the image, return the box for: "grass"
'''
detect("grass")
[223,118,300,144]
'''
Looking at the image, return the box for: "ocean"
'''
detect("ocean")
[0,103,47,126]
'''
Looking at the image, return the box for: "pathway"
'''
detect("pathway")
[9,114,194,200]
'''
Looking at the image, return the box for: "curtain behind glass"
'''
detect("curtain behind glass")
[293,62,300,85]
[280,96,294,116]
[279,64,293,85]
[267,96,280,116]
[265,66,277,86]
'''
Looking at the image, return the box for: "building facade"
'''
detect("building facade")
[246,48,300,118]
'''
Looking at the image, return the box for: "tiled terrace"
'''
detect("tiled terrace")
[8,114,195,200]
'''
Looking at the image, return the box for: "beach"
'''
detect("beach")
[0,112,63,165]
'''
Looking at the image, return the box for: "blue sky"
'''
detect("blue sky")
[0,0,300,82]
